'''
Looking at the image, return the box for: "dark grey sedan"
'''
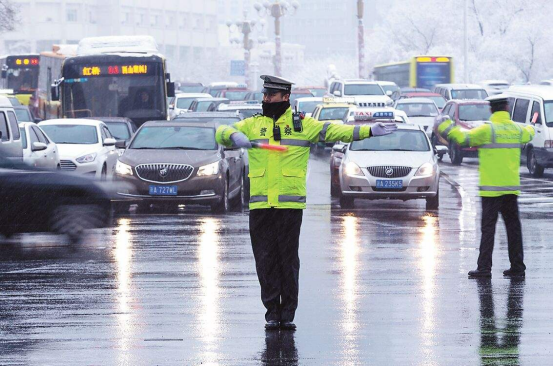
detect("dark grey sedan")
[113,121,245,213]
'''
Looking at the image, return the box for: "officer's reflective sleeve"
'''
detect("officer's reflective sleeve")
[521,125,535,143]
[449,124,492,147]
[303,117,371,143]
[215,117,254,147]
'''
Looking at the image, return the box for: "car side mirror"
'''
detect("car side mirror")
[34,118,42,123]
[332,143,346,153]
[31,142,47,151]
[103,138,116,146]
[386,90,393,96]
[434,145,448,155]
[167,82,176,98]
[333,90,342,97]
[0,131,2,139]
[115,140,127,149]
[51,84,59,101]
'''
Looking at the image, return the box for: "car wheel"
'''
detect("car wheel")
[331,181,340,198]
[230,174,245,211]
[449,142,463,165]
[212,179,229,214]
[527,149,545,177]
[426,188,439,210]
[50,204,104,245]
[339,195,354,209]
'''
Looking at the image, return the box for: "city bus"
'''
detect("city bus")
[0,54,40,105]
[33,44,77,120]
[372,56,454,90]
[51,36,175,126]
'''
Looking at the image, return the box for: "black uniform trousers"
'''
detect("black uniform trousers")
[249,208,303,322]
[477,195,526,272]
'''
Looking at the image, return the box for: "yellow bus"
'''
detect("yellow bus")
[372,56,454,90]
[0,54,40,105]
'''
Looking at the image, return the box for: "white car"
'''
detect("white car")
[335,124,442,210]
[394,97,439,137]
[478,80,510,96]
[39,118,119,179]
[169,92,212,119]
[217,101,262,118]
[294,97,323,117]
[19,122,60,169]
[375,81,400,96]
[328,79,394,107]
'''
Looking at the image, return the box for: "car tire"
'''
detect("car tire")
[339,195,354,209]
[527,148,545,177]
[230,174,245,211]
[212,178,229,214]
[113,202,129,215]
[50,204,104,245]
[135,203,151,214]
[331,181,340,197]
[426,189,439,210]
[449,142,463,165]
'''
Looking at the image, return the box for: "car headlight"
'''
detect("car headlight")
[197,161,220,176]
[345,161,363,177]
[76,153,96,164]
[115,160,133,176]
[415,162,435,177]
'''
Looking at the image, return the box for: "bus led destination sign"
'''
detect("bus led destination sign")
[80,64,149,77]
[10,58,39,66]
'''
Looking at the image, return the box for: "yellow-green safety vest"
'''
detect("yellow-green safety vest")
[216,107,372,209]
[438,111,535,197]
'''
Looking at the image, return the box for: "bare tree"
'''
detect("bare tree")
[0,0,17,33]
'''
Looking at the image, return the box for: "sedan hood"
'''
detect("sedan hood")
[119,149,222,168]
[408,116,436,133]
[56,144,100,159]
[347,150,432,168]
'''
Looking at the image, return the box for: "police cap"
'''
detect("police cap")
[485,94,510,106]
[260,75,294,94]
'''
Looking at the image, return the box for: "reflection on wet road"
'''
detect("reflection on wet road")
[1,155,553,364]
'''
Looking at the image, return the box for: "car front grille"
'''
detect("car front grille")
[135,163,194,183]
[357,102,386,107]
[367,166,412,178]
[60,160,77,171]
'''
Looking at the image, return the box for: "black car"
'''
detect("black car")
[90,117,137,143]
[0,155,112,243]
[13,105,40,123]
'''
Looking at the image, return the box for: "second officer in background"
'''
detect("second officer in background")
[216,75,396,330]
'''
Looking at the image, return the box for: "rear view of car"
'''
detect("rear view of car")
[394,98,439,137]
[217,101,262,118]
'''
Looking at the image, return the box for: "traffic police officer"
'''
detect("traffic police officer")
[438,94,535,278]
[216,75,397,330]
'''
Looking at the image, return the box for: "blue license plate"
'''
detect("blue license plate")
[376,180,403,189]
[149,185,178,196]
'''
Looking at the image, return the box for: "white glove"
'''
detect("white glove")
[371,122,398,136]
[230,132,252,148]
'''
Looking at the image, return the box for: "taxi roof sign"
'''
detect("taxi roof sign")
[353,110,395,121]
[322,96,356,104]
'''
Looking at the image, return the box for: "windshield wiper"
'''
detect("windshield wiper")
[387,149,415,151]
[132,147,156,150]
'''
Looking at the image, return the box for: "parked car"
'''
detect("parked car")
[189,97,230,112]
[397,92,447,111]
[394,97,440,137]
[19,122,60,169]
[0,95,23,162]
[431,99,490,164]
[169,92,212,118]
[333,124,442,210]
[0,153,112,244]
[433,83,488,101]
[39,118,119,179]
[114,121,246,213]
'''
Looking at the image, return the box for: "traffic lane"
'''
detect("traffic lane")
[0,155,552,364]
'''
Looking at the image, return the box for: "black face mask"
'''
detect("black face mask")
[262,100,290,120]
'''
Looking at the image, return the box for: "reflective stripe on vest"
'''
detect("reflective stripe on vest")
[480,143,522,149]
[442,124,454,136]
[319,122,331,142]
[353,125,361,141]
[250,195,268,203]
[479,185,521,191]
[280,139,311,147]
[251,139,269,144]
[278,195,306,203]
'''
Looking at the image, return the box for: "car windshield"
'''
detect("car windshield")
[249,92,264,101]
[350,129,430,151]
[130,126,217,150]
[309,88,326,97]
[298,101,321,114]
[543,101,553,127]
[344,84,384,96]
[176,97,199,110]
[225,91,249,101]
[40,124,98,144]
[319,107,349,121]
[15,108,32,122]
[458,104,491,121]
[427,96,446,109]
[195,101,215,112]
[105,122,131,140]
[381,85,399,94]
[451,89,488,99]
[20,127,27,149]
[395,102,438,117]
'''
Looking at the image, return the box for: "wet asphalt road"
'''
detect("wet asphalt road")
[2,153,553,365]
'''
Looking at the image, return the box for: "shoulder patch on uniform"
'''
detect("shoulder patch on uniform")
[252,112,263,117]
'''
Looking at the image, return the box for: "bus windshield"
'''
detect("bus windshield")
[61,60,166,123]
[6,68,39,93]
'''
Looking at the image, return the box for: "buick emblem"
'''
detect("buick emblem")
[159,167,168,177]
[385,168,394,176]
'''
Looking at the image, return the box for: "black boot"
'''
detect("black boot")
[468,269,491,278]
[503,268,525,277]
[265,320,279,330]
[280,321,296,330]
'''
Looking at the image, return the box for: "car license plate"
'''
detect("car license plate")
[376,180,403,189]
[149,185,178,196]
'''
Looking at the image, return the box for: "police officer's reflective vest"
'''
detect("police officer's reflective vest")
[216,107,372,209]
[438,111,535,197]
